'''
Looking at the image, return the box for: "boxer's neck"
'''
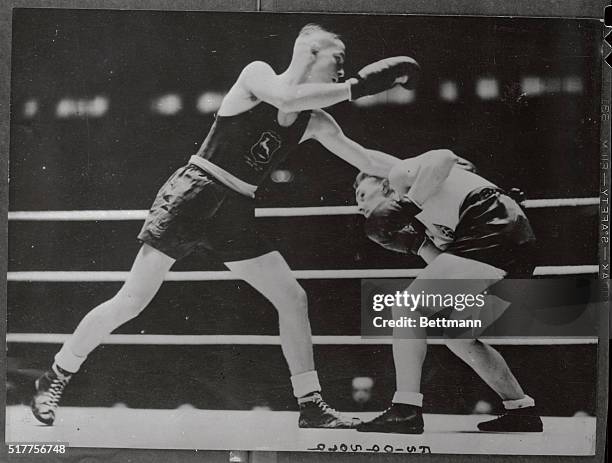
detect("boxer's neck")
[280,57,311,85]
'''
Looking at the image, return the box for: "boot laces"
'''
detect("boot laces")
[312,394,341,417]
[42,375,70,408]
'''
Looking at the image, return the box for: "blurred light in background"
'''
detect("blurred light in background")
[270,169,294,183]
[439,80,459,102]
[89,96,109,117]
[23,99,39,118]
[56,99,77,118]
[251,404,272,412]
[472,400,493,415]
[175,403,196,410]
[522,76,582,97]
[563,76,583,94]
[352,376,374,405]
[476,77,499,100]
[521,76,544,96]
[197,91,225,114]
[353,86,415,107]
[151,93,182,115]
[38,75,588,120]
[56,96,109,118]
[229,450,249,462]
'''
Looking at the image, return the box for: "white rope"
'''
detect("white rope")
[6,197,600,221]
[5,333,598,346]
[8,210,148,221]
[257,206,357,217]
[522,197,599,208]
[6,265,598,282]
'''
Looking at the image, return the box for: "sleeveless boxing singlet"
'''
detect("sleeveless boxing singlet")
[191,102,312,197]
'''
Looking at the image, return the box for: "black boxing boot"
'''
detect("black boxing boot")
[357,403,424,434]
[31,365,72,425]
[477,406,543,432]
[298,393,361,429]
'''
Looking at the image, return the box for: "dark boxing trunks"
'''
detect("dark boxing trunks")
[445,187,536,277]
[137,163,273,262]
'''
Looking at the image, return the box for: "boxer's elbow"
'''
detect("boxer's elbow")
[276,91,297,113]
[276,86,313,113]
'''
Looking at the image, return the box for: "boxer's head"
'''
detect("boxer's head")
[293,24,345,83]
[354,172,394,217]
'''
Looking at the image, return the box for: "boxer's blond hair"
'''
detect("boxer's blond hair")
[353,172,394,197]
[294,24,343,54]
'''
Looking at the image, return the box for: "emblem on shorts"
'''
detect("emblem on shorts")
[246,131,282,171]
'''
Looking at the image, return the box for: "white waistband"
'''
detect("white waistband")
[188,155,257,198]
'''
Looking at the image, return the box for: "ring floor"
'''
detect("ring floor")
[5,406,596,455]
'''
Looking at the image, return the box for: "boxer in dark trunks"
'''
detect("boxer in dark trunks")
[31,24,419,428]
[354,150,543,434]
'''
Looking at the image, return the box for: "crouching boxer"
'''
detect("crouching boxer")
[354,149,543,434]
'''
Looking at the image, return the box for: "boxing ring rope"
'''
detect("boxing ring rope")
[5,266,599,282]
[5,333,597,346]
[6,196,600,221]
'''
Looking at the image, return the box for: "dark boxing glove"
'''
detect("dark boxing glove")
[365,196,427,255]
[350,56,421,101]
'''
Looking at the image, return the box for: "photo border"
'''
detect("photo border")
[1,1,609,462]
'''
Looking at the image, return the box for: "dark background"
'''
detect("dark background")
[7,10,602,416]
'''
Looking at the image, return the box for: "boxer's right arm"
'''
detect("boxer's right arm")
[239,61,353,112]
[239,57,419,112]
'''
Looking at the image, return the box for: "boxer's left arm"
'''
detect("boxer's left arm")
[301,109,400,177]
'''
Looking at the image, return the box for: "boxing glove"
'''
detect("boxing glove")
[350,56,420,100]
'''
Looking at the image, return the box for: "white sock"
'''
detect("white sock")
[54,344,86,374]
[290,370,321,398]
[503,394,535,410]
[392,391,423,407]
